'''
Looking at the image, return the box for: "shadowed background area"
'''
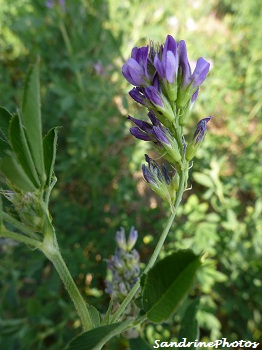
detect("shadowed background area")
[0,0,261,348]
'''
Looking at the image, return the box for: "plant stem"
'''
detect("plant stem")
[42,238,93,331]
[111,169,187,323]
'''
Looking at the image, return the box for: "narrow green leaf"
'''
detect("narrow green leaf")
[43,127,58,187]
[178,299,199,341]
[100,299,113,326]
[89,305,101,328]
[0,106,13,141]
[21,60,45,180]
[9,114,40,188]
[142,250,201,323]
[0,156,37,192]
[64,319,133,350]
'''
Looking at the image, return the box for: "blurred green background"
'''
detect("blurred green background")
[0,0,261,349]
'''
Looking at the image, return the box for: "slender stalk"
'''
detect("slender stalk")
[111,169,187,323]
[42,240,93,331]
[41,215,93,331]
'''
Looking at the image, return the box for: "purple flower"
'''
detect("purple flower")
[144,86,164,108]
[142,155,178,206]
[152,126,182,163]
[122,46,150,86]
[129,84,175,124]
[129,87,150,107]
[192,116,212,143]
[142,156,162,186]
[186,117,212,160]
[152,126,170,145]
[128,112,164,142]
[190,58,210,89]
[177,40,210,107]
[154,35,179,84]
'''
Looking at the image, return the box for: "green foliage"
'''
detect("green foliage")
[22,59,45,179]
[0,0,261,348]
[43,127,59,188]
[64,320,133,350]
[141,250,201,323]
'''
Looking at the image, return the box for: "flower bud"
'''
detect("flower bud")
[186,117,212,160]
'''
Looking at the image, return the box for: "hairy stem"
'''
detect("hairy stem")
[42,236,93,331]
[41,216,93,331]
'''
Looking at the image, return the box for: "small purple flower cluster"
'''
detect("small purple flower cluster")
[105,227,139,303]
[122,35,212,204]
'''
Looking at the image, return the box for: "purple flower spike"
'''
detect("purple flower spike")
[122,46,149,86]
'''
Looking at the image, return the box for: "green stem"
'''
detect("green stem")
[111,169,187,323]
[41,237,93,331]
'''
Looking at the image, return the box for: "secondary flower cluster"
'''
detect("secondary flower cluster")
[105,227,140,303]
[122,35,211,204]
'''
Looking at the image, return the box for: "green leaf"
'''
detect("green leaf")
[0,155,37,192]
[193,172,214,189]
[129,337,152,350]
[9,114,40,188]
[21,60,45,180]
[0,138,11,158]
[142,250,201,323]
[43,127,59,187]
[64,319,133,350]
[178,299,199,341]
[0,106,13,141]
[100,299,113,326]
[89,305,101,328]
